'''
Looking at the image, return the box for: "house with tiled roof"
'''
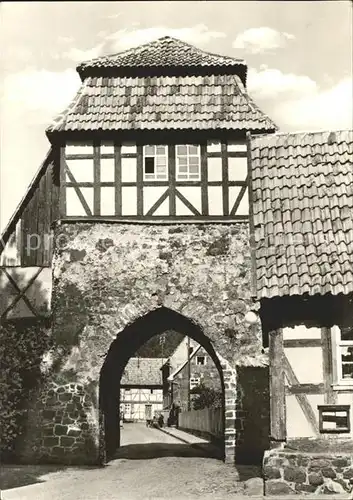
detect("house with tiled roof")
[0,35,275,466]
[120,357,164,421]
[249,129,353,495]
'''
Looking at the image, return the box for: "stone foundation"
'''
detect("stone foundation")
[263,448,353,495]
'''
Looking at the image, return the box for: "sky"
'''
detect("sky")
[1,0,352,231]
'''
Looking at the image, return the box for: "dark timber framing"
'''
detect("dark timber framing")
[321,327,337,404]
[221,142,229,216]
[114,143,122,216]
[269,328,286,443]
[136,145,143,216]
[60,140,249,220]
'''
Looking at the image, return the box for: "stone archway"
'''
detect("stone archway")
[17,222,268,466]
[99,307,233,462]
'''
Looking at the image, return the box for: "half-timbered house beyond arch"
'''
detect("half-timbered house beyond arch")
[0,36,275,466]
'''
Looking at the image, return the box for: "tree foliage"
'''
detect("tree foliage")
[0,320,52,459]
[190,383,223,410]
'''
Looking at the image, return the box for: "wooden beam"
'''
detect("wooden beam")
[59,146,67,218]
[168,145,176,216]
[64,162,92,216]
[283,339,322,348]
[286,383,325,394]
[136,145,143,216]
[114,143,122,217]
[175,189,201,216]
[283,354,320,435]
[321,327,337,404]
[93,143,101,216]
[246,131,257,299]
[200,144,208,216]
[0,149,53,255]
[1,267,43,320]
[230,180,248,216]
[221,142,229,215]
[146,189,170,216]
[61,215,248,223]
[269,328,286,442]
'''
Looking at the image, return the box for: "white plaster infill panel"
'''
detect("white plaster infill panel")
[285,347,323,384]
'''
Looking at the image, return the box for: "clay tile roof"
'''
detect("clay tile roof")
[250,130,353,300]
[46,74,277,134]
[120,357,164,386]
[77,36,246,77]
[46,36,277,135]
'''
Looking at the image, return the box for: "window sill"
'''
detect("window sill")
[332,384,353,391]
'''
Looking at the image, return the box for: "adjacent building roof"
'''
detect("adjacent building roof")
[120,357,164,386]
[167,345,202,382]
[46,37,277,136]
[250,129,353,299]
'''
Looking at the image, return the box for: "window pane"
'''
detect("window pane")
[156,156,166,166]
[188,145,198,155]
[144,157,155,174]
[156,165,166,173]
[340,327,353,341]
[178,157,187,166]
[178,174,187,179]
[189,157,199,166]
[342,363,353,379]
[178,165,187,173]
[145,145,155,155]
[156,145,166,155]
[189,164,199,173]
[177,145,187,155]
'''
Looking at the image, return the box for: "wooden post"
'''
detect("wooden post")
[321,327,337,404]
[269,328,286,443]
[59,146,67,219]
[246,131,257,299]
[168,145,176,216]
[221,142,229,215]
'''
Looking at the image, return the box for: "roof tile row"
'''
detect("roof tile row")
[250,130,353,299]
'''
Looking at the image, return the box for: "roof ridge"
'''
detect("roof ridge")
[76,35,246,72]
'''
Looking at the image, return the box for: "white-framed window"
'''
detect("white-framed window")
[176,145,201,181]
[190,377,200,390]
[143,145,168,180]
[332,326,353,385]
[196,355,206,366]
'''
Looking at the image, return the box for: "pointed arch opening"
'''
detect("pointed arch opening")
[99,307,226,462]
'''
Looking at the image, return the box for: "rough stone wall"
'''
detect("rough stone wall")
[22,222,267,464]
[20,381,98,464]
[263,449,353,495]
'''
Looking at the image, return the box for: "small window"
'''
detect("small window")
[176,144,201,180]
[190,377,200,389]
[318,405,350,433]
[143,145,168,180]
[196,356,206,366]
[333,326,353,384]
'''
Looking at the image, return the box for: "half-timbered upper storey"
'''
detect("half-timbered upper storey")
[45,36,276,222]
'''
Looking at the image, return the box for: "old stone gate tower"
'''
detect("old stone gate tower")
[0,37,276,464]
